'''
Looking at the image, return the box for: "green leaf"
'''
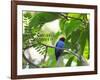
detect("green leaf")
[68,13,80,18]
[77,59,82,66]
[71,29,81,45]
[66,56,74,66]
[29,12,60,28]
[23,12,32,19]
[79,29,88,55]
[59,18,66,32]
[64,20,82,38]
[83,44,89,59]
[83,27,90,59]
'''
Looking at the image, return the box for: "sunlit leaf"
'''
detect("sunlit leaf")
[29,12,60,28]
[68,13,80,18]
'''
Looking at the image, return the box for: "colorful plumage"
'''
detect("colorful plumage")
[55,37,65,61]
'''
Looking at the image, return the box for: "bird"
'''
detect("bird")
[55,37,65,61]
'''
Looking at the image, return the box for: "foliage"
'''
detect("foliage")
[22,11,90,68]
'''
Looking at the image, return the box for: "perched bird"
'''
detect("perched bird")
[55,37,65,61]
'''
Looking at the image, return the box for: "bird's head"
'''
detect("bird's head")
[60,37,65,42]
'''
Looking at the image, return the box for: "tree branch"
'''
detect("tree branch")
[23,42,88,66]
[40,42,88,65]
